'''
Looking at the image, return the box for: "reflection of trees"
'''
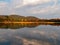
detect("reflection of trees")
[0,23,60,29]
[0,23,40,29]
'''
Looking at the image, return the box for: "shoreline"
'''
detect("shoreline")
[0,22,60,23]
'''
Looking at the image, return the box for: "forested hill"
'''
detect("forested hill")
[0,15,60,22]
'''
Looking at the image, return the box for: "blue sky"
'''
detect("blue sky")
[0,0,60,19]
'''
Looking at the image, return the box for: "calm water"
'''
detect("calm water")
[0,24,60,45]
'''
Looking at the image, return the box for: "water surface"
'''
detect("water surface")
[0,24,60,45]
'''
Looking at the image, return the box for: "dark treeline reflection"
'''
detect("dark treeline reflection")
[0,23,60,29]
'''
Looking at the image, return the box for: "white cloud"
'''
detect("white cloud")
[13,0,59,14]
[26,0,60,14]
[0,1,9,15]
[11,0,22,8]
[23,0,51,5]
[10,0,58,13]
[12,0,52,8]
[0,1,8,8]
[28,5,60,14]
[0,0,59,17]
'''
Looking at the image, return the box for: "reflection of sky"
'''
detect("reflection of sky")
[0,0,60,18]
[0,25,60,45]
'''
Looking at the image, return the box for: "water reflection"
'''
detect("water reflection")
[0,23,60,45]
[0,23,60,29]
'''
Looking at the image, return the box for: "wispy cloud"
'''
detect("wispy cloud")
[26,0,59,14]
[0,0,60,18]
[0,1,9,15]
[28,5,60,14]
[14,0,52,8]
[23,0,51,5]
[0,1,8,8]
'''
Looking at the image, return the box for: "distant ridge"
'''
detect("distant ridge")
[0,15,60,22]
